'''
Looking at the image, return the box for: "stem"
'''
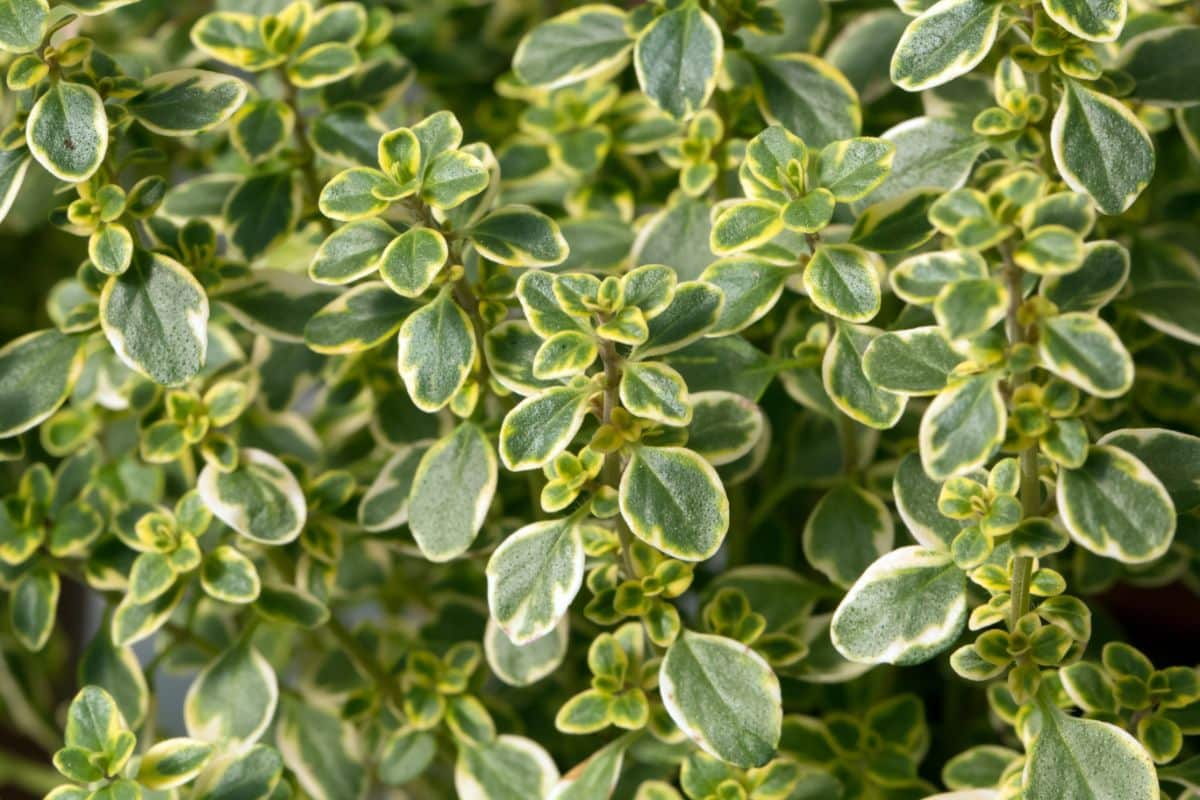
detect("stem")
[1004,254,1038,631]
[282,76,332,235]
[598,331,638,580]
[0,750,63,796]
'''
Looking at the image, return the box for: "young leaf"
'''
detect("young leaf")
[823,323,907,429]
[933,278,1008,340]
[138,738,215,790]
[469,206,569,267]
[660,631,782,768]
[815,137,895,201]
[621,361,693,426]
[486,516,585,645]
[408,423,497,562]
[710,200,784,256]
[309,218,395,285]
[831,546,967,665]
[620,445,730,561]
[634,280,724,358]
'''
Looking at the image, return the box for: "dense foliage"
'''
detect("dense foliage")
[1,0,1199,798]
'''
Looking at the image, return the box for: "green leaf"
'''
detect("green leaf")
[11,564,58,651]
[89,225,134,276]
[710,200,784,256]
[500,386,594,471]
[408,423,497,562]
[863,326,964,395]
[0,146,31,225]
[685,391,765,466]
[79,625,149,729]
[469,206,569,267]
[660,631,782,768]
[287,42,359,88]
[1121,26,1200,107]
[189,12,281,71]
[127,69,247,136]
[803,244,882,323]
[255,583,329,628]
[890,0,1003,92]
[934,278,1008,340]
[1041,0,1125,43]
[192,745,283,800]
[1057,445,1175,564]
[513,4,632,88]
[197,448,307,545]
[1100,428,1200,513]
[232,99,294,163]
[699,257,790,336]
[378,728,436,786]
[65,684,126,752]
[421,151,489,210]
[201,545,261,604]
[1122,282,1200,346]
[634,280,724,358]
[486,516,585,645]
[892,250,989,306]
[26,81,108,181]
[304,281,417,355]
[357,442,429,531]
[484,617,569,688]
[894,451,963,550]
[621,361,692,426]
[0,329,86,438]
[129,551,177,604]
[815,137,895,201]
[823,323,906,429]
[552,738,628,800]
[533,330,597,380]
[749,53,861,148]
[100,250,209,387]
[217,269,337,343]
[397,288,475,412]
[224,171,302,260]
[634,3,723,119]
[455,735,558,800]
[1051,81,1154,216]
[831,546,967,664]
[919,373,1006,480]
[277,698,367,800]
[309,218,395,285]
[1040,240,1129,312]
[804,483,894,588]
[319,167,397,221]
[1014,225,1084,275]
[185,638,277,747]
[0,0,48,53]
[485,320,560,397]
[310,103,386,166]
[1038,312,1132,398]
[1024,694,1158,800]
[620,445,729,561]
[781,189,836,233]
[138,738,215,790]
[111,583,185,647]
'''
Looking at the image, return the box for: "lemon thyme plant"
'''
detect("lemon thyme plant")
[1,0,1200,798]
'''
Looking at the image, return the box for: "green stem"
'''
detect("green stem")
[1004,254,1038,631]
[327,615,405,707]
[598,331,638,580]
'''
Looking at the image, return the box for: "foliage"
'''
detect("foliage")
[0,0,1198,798]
